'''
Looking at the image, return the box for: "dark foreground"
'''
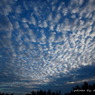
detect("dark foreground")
[0,82,95,95]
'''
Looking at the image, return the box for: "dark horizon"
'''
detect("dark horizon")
[0,82,95,95]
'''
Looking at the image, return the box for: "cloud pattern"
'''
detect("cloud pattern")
[0,0,95,94]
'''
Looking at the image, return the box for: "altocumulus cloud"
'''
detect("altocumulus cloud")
[0,0,95,94]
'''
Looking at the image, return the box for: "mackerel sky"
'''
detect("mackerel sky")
[0,0,95,94]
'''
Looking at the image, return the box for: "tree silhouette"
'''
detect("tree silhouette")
[0,92,14,95]
[0,82,95,95]
[25,90,61,95]
[65,82,95,95]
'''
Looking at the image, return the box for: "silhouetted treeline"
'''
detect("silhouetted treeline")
[0,82,95,95]
[65,82,95,95]
[25,90,61,95]
[0,92,14,95]
[0,90,61,95]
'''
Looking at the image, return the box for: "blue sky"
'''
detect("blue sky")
[0,0,95,94]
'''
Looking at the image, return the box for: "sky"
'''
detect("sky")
[0,0,95,94]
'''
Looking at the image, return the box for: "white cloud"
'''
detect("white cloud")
[23,1,28,10]
[0,16,13,32]
[42,20,48,28]
[23,23,29,28]
[48,32,56,43]
[3,4,12,16]
[1,0,95,87]
[54,13,61,23]
[51,5,56,12]
[37,29,47,44]
[38,20,48,28]
[0,0,15,16]
[47,13,53,21]
[22,18,27,23]
[62,8,68,16]
[49,22,55,31]
[16,5,22,14]
[14,21,20,29]
[27,29,36,42]
[29,15,37,26]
